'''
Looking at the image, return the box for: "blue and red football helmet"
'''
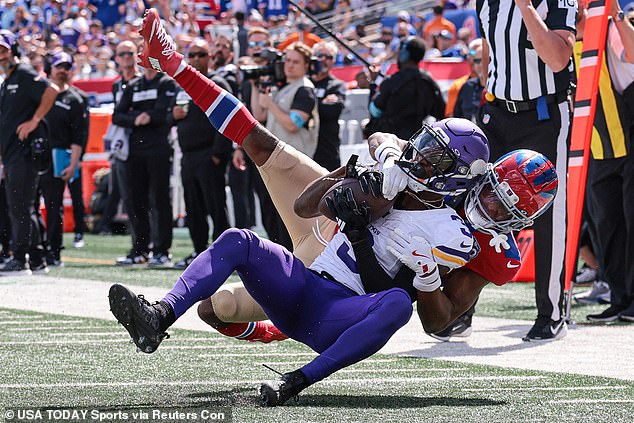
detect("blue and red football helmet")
[464,149,558,232]
[398,118,490,196]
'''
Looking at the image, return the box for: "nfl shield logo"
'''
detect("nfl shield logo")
[482,113,491,125]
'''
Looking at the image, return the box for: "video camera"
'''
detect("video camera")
[240,48,323,90]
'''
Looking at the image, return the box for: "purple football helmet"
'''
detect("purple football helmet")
[398,118,490,196]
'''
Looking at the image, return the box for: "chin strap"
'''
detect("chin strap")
[485,229,511,253]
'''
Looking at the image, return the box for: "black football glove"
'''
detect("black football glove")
[344,155,383,198]
[325,186,371,234]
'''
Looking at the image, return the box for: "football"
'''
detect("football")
[318,177,395,222]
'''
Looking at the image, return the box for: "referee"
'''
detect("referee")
[476,0,576,340]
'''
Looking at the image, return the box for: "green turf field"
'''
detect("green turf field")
[1,308,633,422]
[2,231,632,422]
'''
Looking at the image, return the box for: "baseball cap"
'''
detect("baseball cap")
[438,29,453,40]
[51,52,73,67]
[0,30,16,50]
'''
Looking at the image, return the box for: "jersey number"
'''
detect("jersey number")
[336,231,374,274]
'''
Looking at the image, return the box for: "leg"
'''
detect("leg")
[39,171,65,258]
[208,156,230,240]
[68,173,86,235]
[181,154,210,253]
[147,155,172,256]
[126,156,151,256]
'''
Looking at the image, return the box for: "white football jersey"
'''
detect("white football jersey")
[310,207,474,295]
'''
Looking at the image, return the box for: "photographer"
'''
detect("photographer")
[311,41,346,171]
[0,30,58,274]
[250,42,319,159]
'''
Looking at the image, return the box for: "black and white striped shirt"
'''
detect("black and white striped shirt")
[477,0,577,101]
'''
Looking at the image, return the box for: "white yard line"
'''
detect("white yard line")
[463,386,629,392]
[549,399,634,404]
[2,275,634,381]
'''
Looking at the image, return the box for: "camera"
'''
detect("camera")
[240,48,286,88]
[240,48,323,89]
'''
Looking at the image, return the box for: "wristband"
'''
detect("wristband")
[412,270,441,292]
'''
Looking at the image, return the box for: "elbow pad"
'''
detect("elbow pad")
[289,111,306,129]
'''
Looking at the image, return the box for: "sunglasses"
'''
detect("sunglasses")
[117,51,134,57]
[316,53,333,60]
[54,62,72,70]
[248,40,268,48]
[188,51,208,58]
[472,58,482,64]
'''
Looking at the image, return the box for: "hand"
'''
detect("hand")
[134,112,151,126]
[381,156,409,200]
[368,65,380,81]
[172,106,187,120]
[232,148,246,171]
[322,94,339,104]
[344,155,382,198]
[16,118,39,141]
[324,186,371,233]
[258,87,273,109]
[386,228,441,292]
[60,165,76,182]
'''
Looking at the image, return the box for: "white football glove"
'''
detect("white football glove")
[374,141,408,200]
[386,228,441,293]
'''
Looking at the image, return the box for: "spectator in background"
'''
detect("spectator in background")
[1,0,17,30]
[40,52,89,267]
[367,37,445,140]
[88,0,125,30]
[276,19,322,51]
[235,11,249,57]
[192,0,221,33]
[95,40,139,236]
[0,30,58,275]
[59,6,89,49]
[393,10,416,36]
[425,29,462,59]
[423,5,457,45]
[171,39,232,270]
[211,34,239,93]
[445,38,482,117]
[453,43,484,122]
[90,47,117,78]
[9,5,30,34]
[113,63,176,267]
[311,41,346,171]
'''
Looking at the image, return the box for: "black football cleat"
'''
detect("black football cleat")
[109,284,169,353]
[259,370,308,407]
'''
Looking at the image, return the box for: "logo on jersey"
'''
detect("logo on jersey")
[482,113,490,125]
[506,261,520,269]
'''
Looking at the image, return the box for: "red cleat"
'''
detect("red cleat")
[248,322,289,344]
[137,8,183,76]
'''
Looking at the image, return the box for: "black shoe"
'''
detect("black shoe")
[429,314,473,341]
[0,258,32,275]
[619,302,634,322]
[108,284,170,353]
[30,261,50,275]
[173,252,198,270]
[148,252,172,267]
[45,251,63,268]
[587,305,627,322]
[259,370,308,406]
[116,252,148,266]
[73,233,85,248]
[522,317,567,341]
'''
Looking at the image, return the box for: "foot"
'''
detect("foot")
[522,317,567,341]
[138,8,183,76]
[73,233,85,248]
[30,261,50,275]
[148,252,172,268]
[587,305,627,322]
[116,252,148,266]
[45,251,63,268]
[429,313,472,342]
[108,283,169,353]
[574,266,598,285]
[0,257,32,275]
[173,252,198,270]
[573,281,611,305]
[248,322,289,344]
[619,302,634,322]
[259,370,308,407]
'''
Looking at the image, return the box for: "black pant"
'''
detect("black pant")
[3,156,44,263]
[0,179,11,253]
[181,151,230,252]
[479,100,570,321]
[126,154,173,255]
[228,156,256,229]
[588,153,634,308]
[40,170,86,254]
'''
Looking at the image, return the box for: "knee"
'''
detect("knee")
[209,228,254,256]
[379,289,413,329]
[208,289,239,322]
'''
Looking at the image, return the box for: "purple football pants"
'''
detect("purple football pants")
[162,228,413,383]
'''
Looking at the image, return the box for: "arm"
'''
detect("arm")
[416,267,489,333]
[17,85,59,141]
[260,85,315,134]
[112,83,141,128]
[144,78,176,127]
[482,40,490,89]
[515,0,575,72]
[249,83,268,123]
[294,166,346,218]
[319,81,346,120]
[610,0,634,63]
